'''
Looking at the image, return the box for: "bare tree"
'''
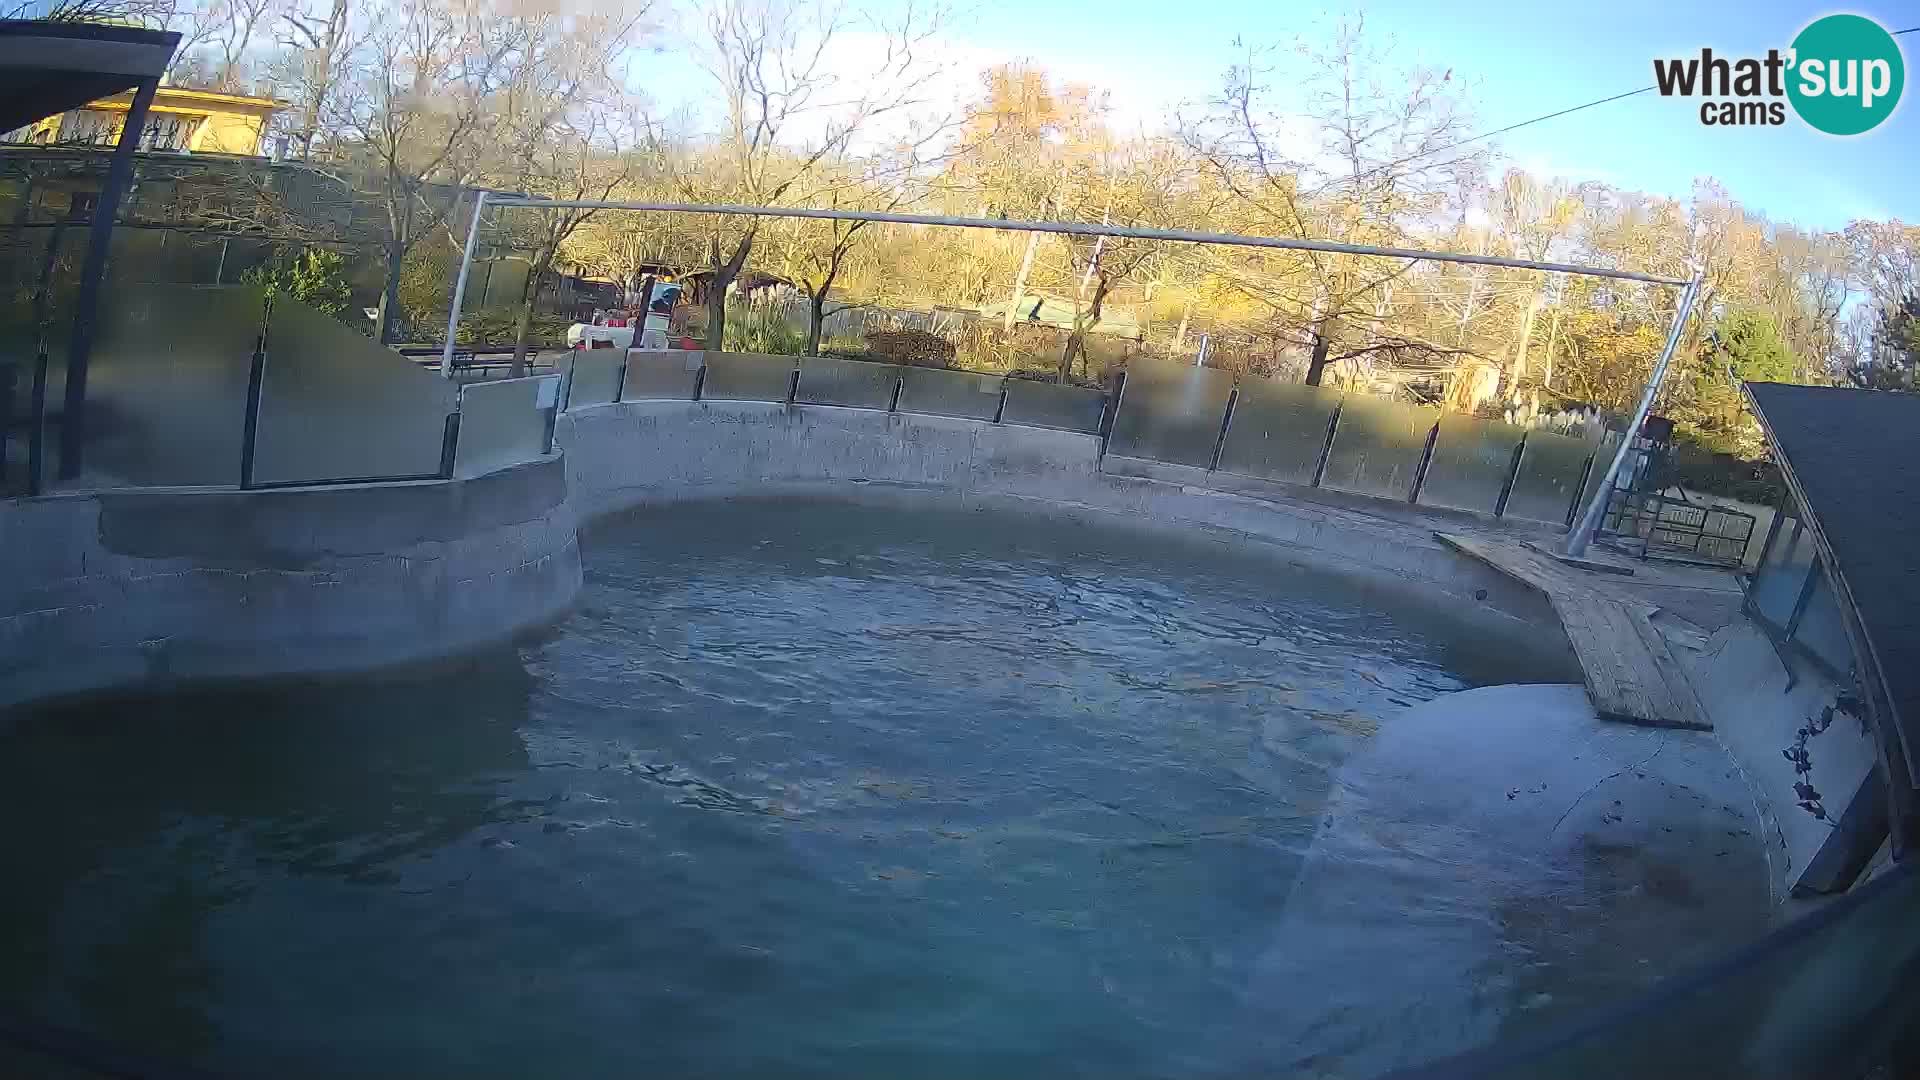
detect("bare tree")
[4,0,174,24]
[1185,15,1485,384]
[278,0,352,159]
[164,0,281,90]
[326,0,520,342]
[673,0,946,350]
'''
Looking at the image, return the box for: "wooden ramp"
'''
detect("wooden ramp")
[1436,533,1711,730]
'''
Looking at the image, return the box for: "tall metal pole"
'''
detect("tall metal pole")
[58,77,157,483]
[479,198,1692,287]
[1563,273,1702,558]
[441,190,489,377]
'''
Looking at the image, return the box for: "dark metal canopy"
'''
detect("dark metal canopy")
[1745,382,1920,793]
[0,19,179,134]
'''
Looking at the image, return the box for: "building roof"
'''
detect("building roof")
[0,19,180,133]
[98,85,287,111]
[1744,381,1920,786]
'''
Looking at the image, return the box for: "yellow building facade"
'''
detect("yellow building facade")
[19,86,283,156]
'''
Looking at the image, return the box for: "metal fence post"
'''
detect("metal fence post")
[441,190,489,377]
[1565,274,1701,555]
[58,77,158,483]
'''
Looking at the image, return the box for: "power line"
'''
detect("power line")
[1317,23,1915,194]
[1307,86,1656,197]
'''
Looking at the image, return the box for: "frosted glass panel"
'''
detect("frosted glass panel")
[1751,520,1816,628]
[454,375,555,479]
[1320,394,1437,500]
[796,356,898,410]
[1418,414,1525,514]
[1107,360,1235,466]
[898,367,1003,420]
[252,300,457,485]
[701,352,794,402]
[1793,571,1852,672]
[1000,379,1105,433]
[70,284,263,487]
[622,350,703,400]
[1504,431,1595,526]
[1215,378,1340,484]
[1579,429,1623,509]
[563,349,624,410]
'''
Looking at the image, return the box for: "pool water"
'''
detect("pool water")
[1,499,1563,1078]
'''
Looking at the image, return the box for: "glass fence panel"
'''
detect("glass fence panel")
[454,375,557,479]
[795,356,899,410]
[620,350,702,400]
[1751,520,1817,628]
[1320,394,1438,501]
[999,379,1106,433]
[64,284,263,487]
[897,367,1004,421]
[1,247,30,489]
[700,352,794,402]
[1215,378,1341,485]
[1408,863,1920,1080]
[1792,570,1853,673]
[562,349,624,410]
[253,299,457,485]
[1418,414,1526,515]
[1579,429,1624,510]
[1106,360,1235,466]
[1504,431,1595,526]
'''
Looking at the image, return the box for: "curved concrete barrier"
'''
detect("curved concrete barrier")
[0,454,580,710]
[5,397,1580,710]
[556,398,1576,667]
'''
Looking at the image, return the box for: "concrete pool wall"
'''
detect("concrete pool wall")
[0,454,580,710]
[3,394,1573,711]
[557,398,1573,644]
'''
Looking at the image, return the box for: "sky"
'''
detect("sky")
[639,0,1918,232]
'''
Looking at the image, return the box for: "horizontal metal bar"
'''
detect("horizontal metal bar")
[479,198,1691,286]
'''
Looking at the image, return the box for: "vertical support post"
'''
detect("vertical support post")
[1564,273,1701,557]
[442,190,489,377]
[57,77,157,483]
[1492,437,1527,518]
[15,223,63,495]
[1408,420,1440,504]
[238,322,267,488]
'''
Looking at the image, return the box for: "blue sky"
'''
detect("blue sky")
[643,2,1916,232]
[932,0,1918,230]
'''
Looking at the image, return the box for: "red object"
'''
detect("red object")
[606,316,628,327]
[677,336,698,350]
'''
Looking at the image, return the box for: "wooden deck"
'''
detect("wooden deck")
[1436,532,1712,730]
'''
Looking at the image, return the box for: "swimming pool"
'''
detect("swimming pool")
[0,498,1751,1078]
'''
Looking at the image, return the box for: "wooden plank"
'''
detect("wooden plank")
[1433,530,1712,730]
[1625,602,1712,730]
[1587,597,1665,724]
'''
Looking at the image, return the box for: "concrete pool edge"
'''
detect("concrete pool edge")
[0,454,582,712]
[557,399,1578,651]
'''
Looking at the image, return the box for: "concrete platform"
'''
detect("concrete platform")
[1232,684,1772,1077]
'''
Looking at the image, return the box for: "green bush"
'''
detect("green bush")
[242,248,353,321]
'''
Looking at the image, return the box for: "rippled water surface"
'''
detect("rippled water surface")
[1,500,1557,1078]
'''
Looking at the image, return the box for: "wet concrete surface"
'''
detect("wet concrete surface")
[1232,684,1773,1078]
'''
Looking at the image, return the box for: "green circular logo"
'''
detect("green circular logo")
[1787,14,1905,135]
